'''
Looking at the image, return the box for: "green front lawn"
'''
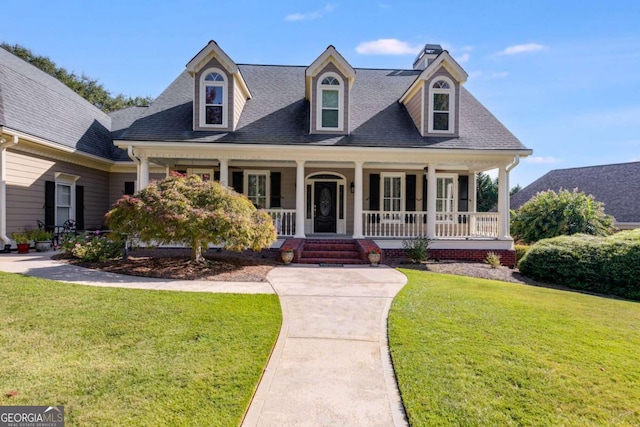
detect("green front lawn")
[389,270,640,426]
[0,272,281,426]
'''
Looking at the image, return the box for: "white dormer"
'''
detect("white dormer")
[186,41,251,131]
[305,46,355,135]
[400,47,468,137]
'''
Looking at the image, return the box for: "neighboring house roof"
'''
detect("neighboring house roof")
[510,162,640,225]
[0,47,115,160]
[119,64,528,151]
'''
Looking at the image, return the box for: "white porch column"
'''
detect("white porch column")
[139,155,150,190]
[498,166,510,239]
[426,164,437,239]
[352,161,364,239]
[294,160,306,238]
[219,158,229,186]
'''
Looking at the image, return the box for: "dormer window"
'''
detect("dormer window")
[200,68,227,127]
[429,78,454,133]
[317,73,343,131]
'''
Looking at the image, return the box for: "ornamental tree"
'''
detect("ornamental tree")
[105,174,277,262]
[511,188,615,244]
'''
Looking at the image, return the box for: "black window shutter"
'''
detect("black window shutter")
[75,185,85,230]
[406,175,416,211]
[369,174,380,210]
[422,176,428,211]
[405,174,416,223]
[45,181,55,226]
[422,175,428,223]
[214,171,220,182]
[270,172,281,208]
[458,175,469,212]
[124,181,135,195]
[232,171,243,194]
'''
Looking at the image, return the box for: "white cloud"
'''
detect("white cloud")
[284,4,335,22]
[490,71,509,79]
[497,43,546,56]
[456,53,470,63]
[525,156,563,164]
[378,3,391,8]
[356,39,423,55]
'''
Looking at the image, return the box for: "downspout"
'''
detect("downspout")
[0,134,19,245]
[127,146,140,191]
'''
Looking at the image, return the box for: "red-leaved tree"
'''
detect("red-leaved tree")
[106,174,277,262]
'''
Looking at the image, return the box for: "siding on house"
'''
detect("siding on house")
[233,75,248,130]
[404,88,423,135]
[5,149,110,233]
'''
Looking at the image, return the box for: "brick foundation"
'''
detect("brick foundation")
[384,248,516,267]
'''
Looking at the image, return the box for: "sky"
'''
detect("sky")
[2,0,639,188]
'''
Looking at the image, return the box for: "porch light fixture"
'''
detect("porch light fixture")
[350,182,355,193]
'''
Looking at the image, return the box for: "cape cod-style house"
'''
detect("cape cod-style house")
[0,41,532,263]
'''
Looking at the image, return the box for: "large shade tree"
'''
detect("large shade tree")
[106,175,277,262]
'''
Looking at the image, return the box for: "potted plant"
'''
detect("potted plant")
[367,246,381,266]
[29,229,53,252]
[10,230,30,254]
[281,246,294,265]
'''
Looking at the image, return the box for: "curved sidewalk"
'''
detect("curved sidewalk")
[0,252,409,426]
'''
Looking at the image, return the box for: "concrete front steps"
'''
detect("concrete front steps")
[298,239,367,265]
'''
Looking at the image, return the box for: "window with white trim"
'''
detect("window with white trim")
[317,73,343,130]
[55,174,78,226]
[429,78,454,133]
[436,176,456,221]
[200,68,227,127]
[381,173,404,222]
[244,170,270,209]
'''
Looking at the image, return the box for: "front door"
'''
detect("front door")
[314,181,337,233]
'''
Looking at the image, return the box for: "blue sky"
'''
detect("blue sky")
[2,0,639,187]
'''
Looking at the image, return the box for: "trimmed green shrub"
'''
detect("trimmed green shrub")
[511,189,615,244]
[514,244,530,264]
[518,230,640,300]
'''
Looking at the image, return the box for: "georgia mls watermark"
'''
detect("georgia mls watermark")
[0,406,64,427]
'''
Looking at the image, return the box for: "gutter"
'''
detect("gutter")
[0,134,19,245]
[505,155,520,172]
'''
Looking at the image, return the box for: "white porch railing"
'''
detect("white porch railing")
[363,211,500,239]
[265,209,296,237]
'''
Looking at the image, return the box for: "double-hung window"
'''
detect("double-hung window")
[381,173,404,222]
[317,73,343,130]
[55,174,78,226]
[429,78,454,133]
[244,170,269,209]
[200,68,227,127]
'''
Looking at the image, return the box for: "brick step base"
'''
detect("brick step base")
[299,239,366,265]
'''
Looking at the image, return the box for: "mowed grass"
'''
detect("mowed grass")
[0,272,281,426]
[389,269,640,427]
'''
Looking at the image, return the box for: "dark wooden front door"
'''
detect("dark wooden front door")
[314,181,337,233]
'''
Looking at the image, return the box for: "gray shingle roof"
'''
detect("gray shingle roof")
[510,162,640,223]
[120,64,529,151]
[0,47,115,159]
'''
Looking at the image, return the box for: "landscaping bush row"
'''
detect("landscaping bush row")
[518,229,640,300]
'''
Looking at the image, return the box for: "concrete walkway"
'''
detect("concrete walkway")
[242,266,408,427]
[0,252,409,426]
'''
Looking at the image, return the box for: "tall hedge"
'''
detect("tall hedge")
[518,230,640,300]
